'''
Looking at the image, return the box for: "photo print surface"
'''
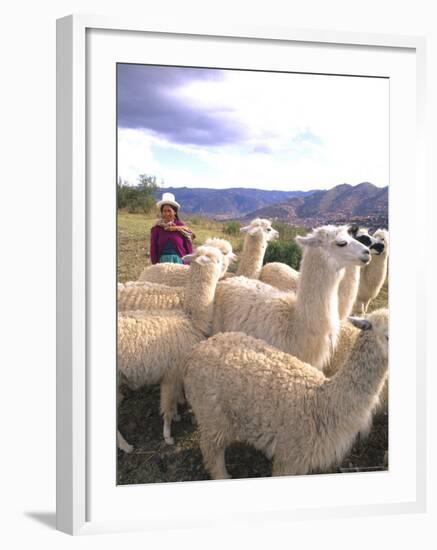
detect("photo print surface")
[116,63,389,485]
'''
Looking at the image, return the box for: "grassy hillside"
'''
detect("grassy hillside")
[117,212,245,282]
[117,211,388,310]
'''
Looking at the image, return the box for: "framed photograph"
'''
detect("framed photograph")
[57,14,427,535]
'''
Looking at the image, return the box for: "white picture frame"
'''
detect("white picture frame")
[56,14,427,536]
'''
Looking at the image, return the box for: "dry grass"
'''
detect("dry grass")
[117,212,245,283]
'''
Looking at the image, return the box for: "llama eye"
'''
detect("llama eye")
[336,241,347,247]
[267,228,271,232]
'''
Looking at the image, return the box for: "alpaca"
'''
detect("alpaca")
[212,225,371,370]
[337,226,377,320]
[258,226,375,316]
[117,245,224,450]
[354,229,389,315]
[258,262,300,292]
[118,281,185,311]
[137,237,237,286]
[184,308,388,479]
[324,319,388,416]
[235,218,279,278]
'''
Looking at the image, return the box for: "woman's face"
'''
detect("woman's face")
[161,205,176,222]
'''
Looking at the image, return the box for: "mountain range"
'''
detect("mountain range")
[241,182,388,228]
[155,187,316,219]
[156,182,388,228]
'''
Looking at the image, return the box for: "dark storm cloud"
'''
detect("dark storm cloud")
[117,64,248,146]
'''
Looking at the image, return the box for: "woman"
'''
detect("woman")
[150,193,195,264]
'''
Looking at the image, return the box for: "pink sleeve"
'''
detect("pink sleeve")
[150,226,159,264]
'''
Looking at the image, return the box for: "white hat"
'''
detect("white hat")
[156,192,180,210]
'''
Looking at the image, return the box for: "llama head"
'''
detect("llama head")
[204,237,237,275]
[204,237,235,259]
[183,245,225,281]
[348,308,389,361]
[348,225,377,249]
[370,229,389,256]
[296,225,371,269]
[240,218,279,245]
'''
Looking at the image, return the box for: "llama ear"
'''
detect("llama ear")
[228,252,238,262]
[348,224,359,236]
[348,316,373,330]
[194,255,211,266]
[182,253,195,264]
[240,225,251,233]
[295,234,322,248]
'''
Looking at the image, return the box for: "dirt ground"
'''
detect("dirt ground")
[117,383,388,485]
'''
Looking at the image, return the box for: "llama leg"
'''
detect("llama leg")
[116,384,133,453]
[199,433,230,480]
[160,371,179,445]
[172,377,185,421]
[117,429,134,454]
[177,378,186,406]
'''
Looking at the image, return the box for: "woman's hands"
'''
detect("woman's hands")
[165,224,192,233]
[164,224,196,239]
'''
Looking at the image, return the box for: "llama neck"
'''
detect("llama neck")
[362,253,388,285]
[295,248,343,350]
[320,332,388,424]
[183,267,218,336]
[338,266,360,321]
[236,235,266,279]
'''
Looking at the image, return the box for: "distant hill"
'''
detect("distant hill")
[154,187,317,219]
[241,182,388,229]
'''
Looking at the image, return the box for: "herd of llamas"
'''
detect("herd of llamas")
[117,218,389,480]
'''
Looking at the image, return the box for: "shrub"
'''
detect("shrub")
[117,174,159,213]
[263,240,302,270]
[272,221,306,241]
[223,221,241,236]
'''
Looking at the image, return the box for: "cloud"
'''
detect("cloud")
[117,65,389,191]
[117,64,249,146]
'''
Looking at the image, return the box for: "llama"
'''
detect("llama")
[354,229,389,315]
[212,225,371,370]
[258,262,300,292]
[337,226,377,320]
[325,319,389,416]
[184,308,389,479]
[118,281,185,311]
[117,245,224,450]
[258,225,376,316]
[235,218,279,278]
[137,237,236,286]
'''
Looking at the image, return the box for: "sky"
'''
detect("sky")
[117,64,389,192]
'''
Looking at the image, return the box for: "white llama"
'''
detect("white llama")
[117,245,224,451]
[212,225,371,370]
[184,308,389,479]
[354,229,389,314]
[137,237,236,286]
